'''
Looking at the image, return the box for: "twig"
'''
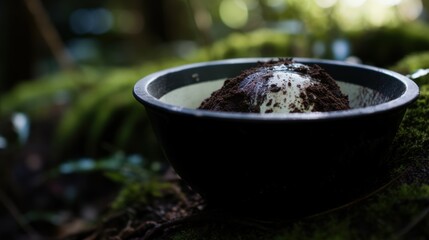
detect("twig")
[394,204,429,239]
[23,0,76,71]
[0,189,40,238]
[140,209,275,240]
[307,167,409,220]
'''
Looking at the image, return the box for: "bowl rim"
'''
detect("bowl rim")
[133,57,420,121]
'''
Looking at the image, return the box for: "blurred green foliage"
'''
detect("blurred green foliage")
[0,28,307,162]
[57,152,170,210]
[391,51,429,90]
[349,23,429,67]
[200,29,310,60]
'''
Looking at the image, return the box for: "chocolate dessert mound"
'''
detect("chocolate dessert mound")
[198,58,350,113]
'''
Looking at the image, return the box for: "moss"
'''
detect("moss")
[389,52,429,165]
[262,184,429,240]
[170,225,270,240]
[360,184,429,239]
[390,52,429,73]
[388,52,429,174]
[110,180,172,210]
[390,51,429,87]
[272,218,354,240]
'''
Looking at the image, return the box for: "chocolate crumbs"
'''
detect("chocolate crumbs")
[198,58,350,113]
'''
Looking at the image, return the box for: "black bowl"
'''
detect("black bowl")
[133,58,419,218]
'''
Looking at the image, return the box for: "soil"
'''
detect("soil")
[198,58,350,113]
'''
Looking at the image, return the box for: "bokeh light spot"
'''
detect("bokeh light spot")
[91,8,113,35]
[265,0,287,12]
[60,162,74,174]
[0,136,7,149]
[377,0,402,6]
[67,38,98,61]
[70,9,92,35]
[70,8,113,35]
[332,39,350,60]
[114,10,144,34]
[195,8,212,30]
[312,41,326,57]
[342,0,366,8]
[398,0,423,21]
[12,113,29,144]
[315,0,338,8]
[78,158,96,170]
[219,0,249,29]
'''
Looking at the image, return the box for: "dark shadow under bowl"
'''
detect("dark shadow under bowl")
[133,58,419,218]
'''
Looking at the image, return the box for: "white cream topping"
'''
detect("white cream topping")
[259,71,316,113]
[239,63,318,113]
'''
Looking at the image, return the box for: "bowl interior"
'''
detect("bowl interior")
[145,59,407,112]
